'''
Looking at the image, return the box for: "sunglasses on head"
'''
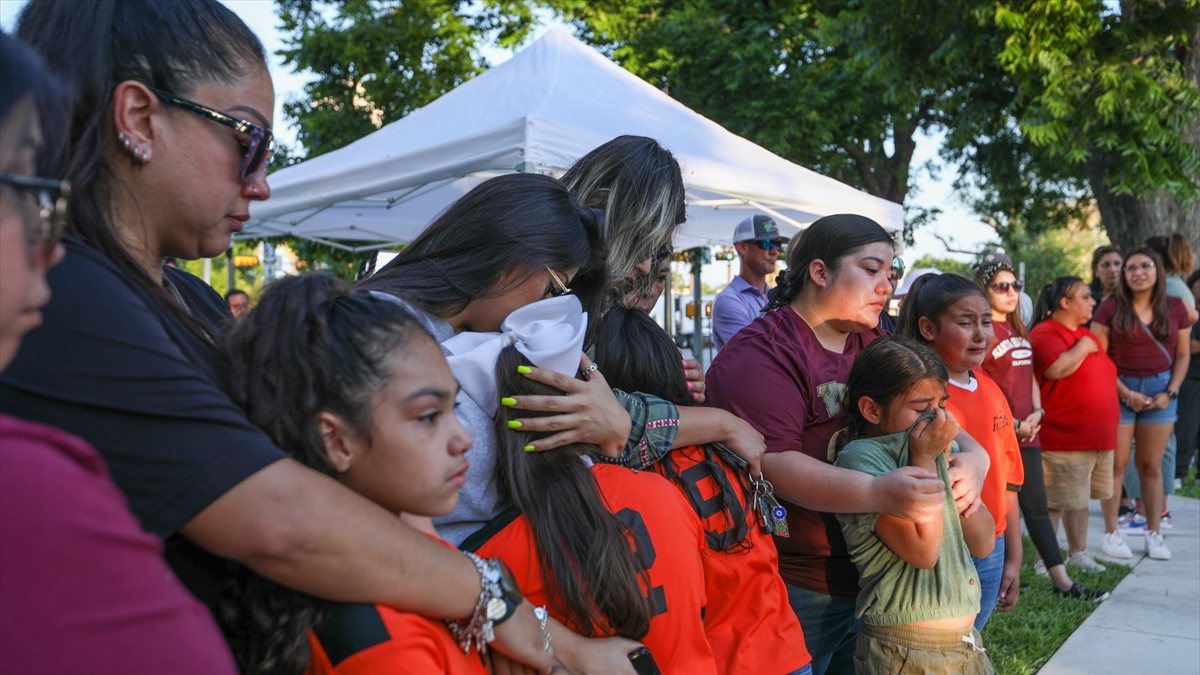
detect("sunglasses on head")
[148,86,274,182]
[750,238,787,252]
[988,280,1024,294]
[0,172,70,265]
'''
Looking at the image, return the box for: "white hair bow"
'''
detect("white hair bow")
[442,295,588,417]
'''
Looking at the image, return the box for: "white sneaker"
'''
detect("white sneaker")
[1102,530,1133,559]
[1067,551,1108,572]
[1145,531,1172,560]
[1033,559,1048,576]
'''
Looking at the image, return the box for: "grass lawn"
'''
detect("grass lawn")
[984,535,1131,674]
[1178,466,1200,500]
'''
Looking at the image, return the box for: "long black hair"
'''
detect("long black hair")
[492,347,651,639]
[17,0,267,341]
[765,214,894,311]
[359,172,607,321]
[0,31,66,176]
[591,307,752,552]
[896,273,988,342]
[1111,247,1172,341]
[1089,245,1122,297]
[218,274,435,673]
[1031,276,1086,328]
[843,337,949,442]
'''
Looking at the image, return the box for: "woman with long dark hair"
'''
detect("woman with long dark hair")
[443,296,717,674]
[0,30,236,673]
[1030,276,1119,590]
[706,214,989,675]
[592,307,813,675]
[976,254,1109,598]
[1090,245,1123,309]
[0,1,550,669]
[1091,247,1191,561]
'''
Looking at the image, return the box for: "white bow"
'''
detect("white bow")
[442,295,588,417]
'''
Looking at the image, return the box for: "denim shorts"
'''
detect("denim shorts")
[1119,370,1178,425]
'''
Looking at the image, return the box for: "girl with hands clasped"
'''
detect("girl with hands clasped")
[1090,247,1191,561]
[834,338,995,675]
[898,273,1025,631]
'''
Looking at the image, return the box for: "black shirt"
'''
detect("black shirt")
[0,237,284,604]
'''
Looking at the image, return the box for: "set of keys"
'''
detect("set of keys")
[750,473,789,538]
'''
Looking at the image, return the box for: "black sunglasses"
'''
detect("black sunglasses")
[988,280,1024,294]
[891,256,906,280]
[751,238,787,252]
[148,86,274,182]
[651,244,674,266]
[0,172,70,264]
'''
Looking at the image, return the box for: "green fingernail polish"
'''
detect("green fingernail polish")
[517,365,533,375]
[523,444,536,453]
[507,420,522,430]
[500,397,517,407]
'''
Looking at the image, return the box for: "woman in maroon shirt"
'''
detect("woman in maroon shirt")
[1091,248,1191,561]
[978,255,1108,600]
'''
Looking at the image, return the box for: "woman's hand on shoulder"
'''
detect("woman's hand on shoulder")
[946,427,989,516]
[681,356,706,403]
[874,467,945,525]
[503,353,630,456]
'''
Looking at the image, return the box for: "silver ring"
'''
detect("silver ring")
[581,363,599,380]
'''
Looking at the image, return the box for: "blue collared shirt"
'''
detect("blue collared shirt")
[712,276,768,350]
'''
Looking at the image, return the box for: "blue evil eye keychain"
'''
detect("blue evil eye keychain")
[750,473,790,538]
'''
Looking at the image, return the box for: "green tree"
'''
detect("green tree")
[269,0,537,278]
[989,0,1200,252]
[910,254,974,279]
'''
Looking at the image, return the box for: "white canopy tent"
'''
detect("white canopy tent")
[245,28,903,251]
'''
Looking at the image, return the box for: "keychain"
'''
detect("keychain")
[750,473,790,538]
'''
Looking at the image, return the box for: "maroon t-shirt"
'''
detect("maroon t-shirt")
[982,322,1038,448]
[1029,322,1119,451]
[706,307,885,596]
[0,414,236,675]
[1092,297,1189,376]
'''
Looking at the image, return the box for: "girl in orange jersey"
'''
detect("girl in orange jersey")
[446,295,717,675]
[219,274,491,675]
[591,307,813,675]
[898,273,1025,631]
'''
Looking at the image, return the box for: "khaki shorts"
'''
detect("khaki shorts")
[855,623,993,675]
[1042,450,1114,511]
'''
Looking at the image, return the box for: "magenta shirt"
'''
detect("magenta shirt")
[982,322,1038,447]
[0,414,235,674]
[706,306,884,596]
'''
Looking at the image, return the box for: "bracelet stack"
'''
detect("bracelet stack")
[445,552,506,655]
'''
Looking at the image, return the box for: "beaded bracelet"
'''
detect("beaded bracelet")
[444,551,501,655]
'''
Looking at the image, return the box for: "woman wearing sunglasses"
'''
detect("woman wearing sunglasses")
[0,31,240,673]
[0,1,554,671]
[975,253,1110,601]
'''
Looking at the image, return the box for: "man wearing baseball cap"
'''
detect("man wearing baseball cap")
[712,214,787,350]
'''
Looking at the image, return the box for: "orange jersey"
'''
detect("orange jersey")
[471,464,716,675]
[946,373,1025,537]
[306,603,486,675]
[651,445,810,674]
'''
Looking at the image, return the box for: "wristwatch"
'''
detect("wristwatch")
[1167,389,1179,400]
[484,560,524,626]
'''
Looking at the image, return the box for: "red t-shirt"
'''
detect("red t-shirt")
[1092,296,1189,376]
[706,306,885,595]
[475,465,716,675]
[307,603,485,675]
[1030,321,1120,451]
[652,445,810,674]
[982,322,1038,448]
[0,414,236,675]
[946,375,1025,538]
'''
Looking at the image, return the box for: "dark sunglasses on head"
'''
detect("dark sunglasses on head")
[989,280,1024,294]
[148,86,274,182]
[0,172,70,265]
[751,238,787,252]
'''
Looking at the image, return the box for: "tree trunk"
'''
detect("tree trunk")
[1093,14,1200,253]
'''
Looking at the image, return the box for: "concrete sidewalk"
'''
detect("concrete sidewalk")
[1039,494,1200,675]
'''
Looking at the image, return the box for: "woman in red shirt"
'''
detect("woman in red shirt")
[1091,248,1191,561]
[1030,277,1119,586]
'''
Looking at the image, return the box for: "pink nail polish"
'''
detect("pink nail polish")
[686,381,694,390]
